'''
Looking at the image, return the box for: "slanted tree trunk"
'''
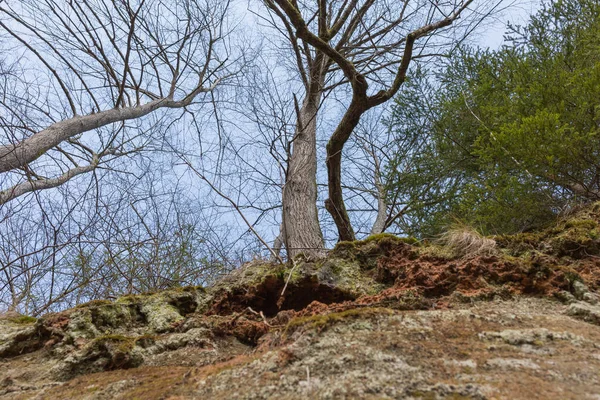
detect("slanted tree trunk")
[325,98,368,242]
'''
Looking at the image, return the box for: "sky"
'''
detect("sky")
[476,0,542,49]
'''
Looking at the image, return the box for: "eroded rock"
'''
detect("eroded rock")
[2,225,600,399]
[567,302,600,325]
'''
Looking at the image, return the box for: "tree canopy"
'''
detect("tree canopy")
[385,0,600,237]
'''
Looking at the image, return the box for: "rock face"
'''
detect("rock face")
[2,211,600,399]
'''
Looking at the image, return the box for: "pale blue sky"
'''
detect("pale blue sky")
[477,0,542,49]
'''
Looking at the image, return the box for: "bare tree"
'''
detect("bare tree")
[0,0,512,314]
[0,162,247,315]
[0,0,233,205]
[259,0,498,256]
[0,0,250,314]
[343,109,390,236]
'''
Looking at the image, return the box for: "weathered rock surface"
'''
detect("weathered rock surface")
[2,298,599,400]
[2,208,600,399]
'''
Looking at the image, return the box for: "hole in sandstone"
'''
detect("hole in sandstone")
[168,295,198,316]
[210,275,357,318]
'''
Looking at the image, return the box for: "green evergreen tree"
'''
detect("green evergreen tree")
[385,0,600,237]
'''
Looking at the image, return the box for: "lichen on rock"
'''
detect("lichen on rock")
[2,211,600,398]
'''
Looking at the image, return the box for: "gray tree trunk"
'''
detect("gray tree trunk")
[0,81,219,174]
[370,149,387,235]
[282,97,325,259]
[370,181,388,235]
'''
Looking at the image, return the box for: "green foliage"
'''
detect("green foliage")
[385,0,600,237]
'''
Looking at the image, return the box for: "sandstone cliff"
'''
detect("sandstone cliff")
[2,206,600,399]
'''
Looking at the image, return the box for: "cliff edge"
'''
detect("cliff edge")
[2,206,600,399]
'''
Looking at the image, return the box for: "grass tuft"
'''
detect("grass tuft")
[438,225,497,258]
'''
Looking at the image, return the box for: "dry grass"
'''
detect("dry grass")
[438,225,497,258]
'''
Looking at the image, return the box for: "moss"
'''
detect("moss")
[93,334,130,342]
[120,286,204,300]
[62,309,101,341]
[7,315,37,324]
[111,286,207,332]
[564,219,598,230]
[211,261,284,294]
[408,390,437,400]
[360,233,419,246]
[75,299,113,309]
[331,240,359,257]
[316,258,383,296]
[417,243,459,260]
[274,263,303,284]
[89,303,137,330]
[462,366,474,374]
[92,334,137,354]
[497,210,600,259]
[496,232,543,256]
[140,300,185,333]
[89,333,159,354]
[134,334,157,348]
[116,294,145,304]
[548,227,600,258]
[410,391,474,400]
[284,307,394,335]
[331,234,417,271]
[175,285,205,293]
[333,233,411,253]
[66,333,146,373]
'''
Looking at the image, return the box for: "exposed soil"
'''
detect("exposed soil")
[378,250,577,298]
[207,275,358,318]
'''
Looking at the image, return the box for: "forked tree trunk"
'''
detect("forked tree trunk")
[282,97,325,259]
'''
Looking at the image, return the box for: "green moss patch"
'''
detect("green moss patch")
[497,205,600,259]
[6,315,37,324]
[331,233,418,269]
[284,307,394,335]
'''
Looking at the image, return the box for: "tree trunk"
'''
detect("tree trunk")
[271,222,285,261]
[370,151,387,235]
[0,82,219,174]
[283,98,325,259]
[325,99,367,242]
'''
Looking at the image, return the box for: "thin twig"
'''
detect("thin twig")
[172,150,284,264]
[280,259,299,297]
[247,307,272,327]
[306,366,311,387]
